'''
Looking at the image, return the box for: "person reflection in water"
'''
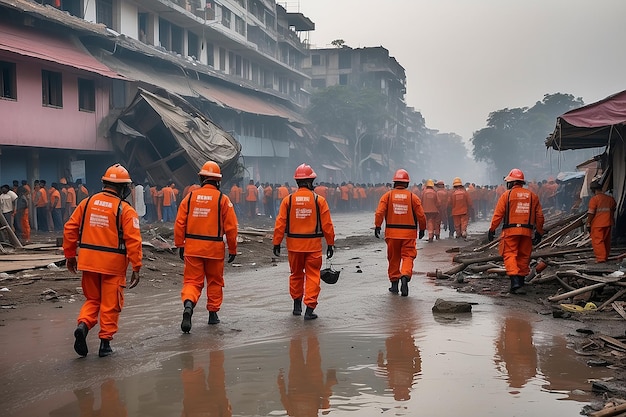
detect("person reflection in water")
[74,378,127,417]
[494,316,538,390]
[376,326,422,401]
[181,350,232,417]
[278,335,337,416]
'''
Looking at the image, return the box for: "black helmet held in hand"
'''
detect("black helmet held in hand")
[320,267,340,284]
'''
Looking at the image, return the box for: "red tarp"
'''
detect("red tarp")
[546,90,626,150]
[0,22,123,79]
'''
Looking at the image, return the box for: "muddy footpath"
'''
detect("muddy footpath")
[1,212,625,417]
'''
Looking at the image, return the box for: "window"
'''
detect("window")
[78,79,95,112]
[235,15,245,36]
[96,0,113,28]
[0,61,16,100]
[338,51,351,69]
[221,7,231,28]
[110,79,126,109]
[187,31,199,59]
[171,24,183,54]
[159,18,171,50]
[42,70,62,108]
[339,74,348,86]
[206,43,214,67]
[311,78,326,89]
[219,47,226,71]
[311,54,321,66]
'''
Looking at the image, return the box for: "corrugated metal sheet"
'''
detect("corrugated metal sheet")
[0,21,122,78]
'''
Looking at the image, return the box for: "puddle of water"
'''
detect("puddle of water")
[0,214,612,416]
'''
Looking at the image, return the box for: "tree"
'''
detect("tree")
[308,86,387,181]
[331,39,346,48]
[470,93,585,179]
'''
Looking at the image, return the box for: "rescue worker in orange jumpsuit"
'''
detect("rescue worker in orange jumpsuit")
[245,179,258,218]
[586,180,617,263]
[180,350,232,417]
[435,180,449,233]
[175,161,238,332]
[488,168,544,294]
[449,177,472,239]
[64,164,142,357]
[273,164,335,320]
[229,181,242,219]
[374,169,427,296]
[420,179,441,242]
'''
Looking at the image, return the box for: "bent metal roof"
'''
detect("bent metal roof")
[0,21,123,79]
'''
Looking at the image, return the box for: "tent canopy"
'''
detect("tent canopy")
[546,90,626,150]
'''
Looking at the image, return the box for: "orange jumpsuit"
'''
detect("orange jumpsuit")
[273,187,335,309]
[436,186,449,231]
[374,187,427,282]
[175,184,238,313]
[489,185,544,277]
[63,189,143,340]
[245,183,257,218]
[420,186,441,240]
[450,186,472,238]
[278,336,337,416]
[587,192,616,262]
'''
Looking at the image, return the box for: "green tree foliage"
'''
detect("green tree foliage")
[308,85,387,180]
[470,93,584,178]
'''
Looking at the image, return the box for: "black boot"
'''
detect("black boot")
[510,275,524,294]
[293,298,302,316]
[389,280,399,294]
[181,299,194,333]
[208,311,220,324]
[304,306,318,320]
[98,339,113,357]
[400,275,410,297]
[73,322,89,357]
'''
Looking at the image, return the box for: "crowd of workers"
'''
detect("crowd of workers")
[0,162,615,359]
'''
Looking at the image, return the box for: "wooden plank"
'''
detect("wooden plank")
[590,402,626,417]
[0,254,65,262]
[0,259,64,273]
[612,302,626,320]
[598,335,626,351]
[548,282,607,302]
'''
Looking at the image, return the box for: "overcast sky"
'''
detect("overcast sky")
[295,0,626,140]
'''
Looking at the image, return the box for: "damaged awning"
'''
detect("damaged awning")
[0,21,122,79]
[112,88,241,185]
[546,90,626,150]
[190,80,307,124]
[95,50,196,97]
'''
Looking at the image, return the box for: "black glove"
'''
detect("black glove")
[227,253,236,263]
[532,232,542,246]
[487,230,495,242]
[327,245,334,259]
[374,227,381,239]
[273,245,281,257]
[179,247,185,260]
[418,229,425,240]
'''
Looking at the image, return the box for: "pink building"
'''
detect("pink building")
[0,20,122,185]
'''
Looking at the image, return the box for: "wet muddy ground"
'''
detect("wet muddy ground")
[0,212,624,416]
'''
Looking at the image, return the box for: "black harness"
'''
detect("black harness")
[502,189,535,230]
[286,193,323,238]
[78,191,127,254]
[385,190,418,230]
[184,190,225,242]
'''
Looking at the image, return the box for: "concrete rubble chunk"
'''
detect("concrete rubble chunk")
[432,298,472,313]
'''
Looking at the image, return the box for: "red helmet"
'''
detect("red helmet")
[101,164,132,184]
[393,169,410,182]
[294,163,317,180]
[504,168,525,183]
[198,161,222,179]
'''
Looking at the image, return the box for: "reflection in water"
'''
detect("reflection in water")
[376,324,422,401]
[494,316,538,390]
[181,350,232,416]
[278,335,337,416]
[73,379,127,417]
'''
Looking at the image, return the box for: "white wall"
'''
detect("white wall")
[120,1,138,39]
